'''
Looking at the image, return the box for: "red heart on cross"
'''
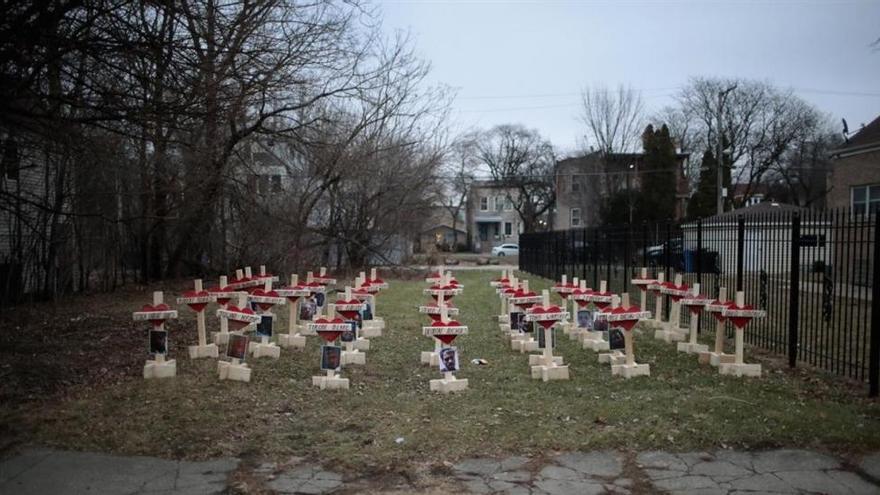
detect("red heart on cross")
[336,299,362,320]
[670,284,689,302]
[183,290,210,312]
[728,304,755,329]
[611,306,639,331]
[685,295,709,314]
[315,317,346,341]
[282,285,305,303]
[711,300,733,322]
[530,305,562,329]
[430,320,462,344]
[593,292,612,310]
[141,303,171,326]
[368,278,384,285]
[252,289,280,311]
[226,305,256,331]
[214,286,236,306]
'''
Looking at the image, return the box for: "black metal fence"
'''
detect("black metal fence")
[519,208,880,395]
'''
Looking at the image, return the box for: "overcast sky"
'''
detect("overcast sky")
[380,0,880,156]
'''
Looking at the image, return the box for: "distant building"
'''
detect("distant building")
[465,181,524,253]
[415,206,467,253]
[829,115,880,213]
[554,152,690,229]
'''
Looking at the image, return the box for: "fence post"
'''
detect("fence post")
[696,218,703,333]
[870,213,880,397]
[788,213,800,369]
[593,228,600,288]
[696,218,703,287]
[581,228,587,282]
[736,215,745,291]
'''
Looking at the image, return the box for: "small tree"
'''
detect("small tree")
[638,124,678,223]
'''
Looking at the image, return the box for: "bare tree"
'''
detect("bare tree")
[676,77,827,208]
[439,134,478,249]
[475,125,555,232]
[578,85,645,154]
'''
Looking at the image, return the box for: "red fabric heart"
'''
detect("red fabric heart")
[141,303,171,326]
[214,286,236,306]
[226,305,256,330]
[670,284,689,302]
[609,306,639,331]
[183,290,210,312]
[728,304,755,329]
[710,300,733,322]
[315,317,346,341]
[252,289,280,311]
[335,299,362,320]
[593,293,612,310]
[530,305,562,328]
[436,334,457,344]
[281,285,305,303]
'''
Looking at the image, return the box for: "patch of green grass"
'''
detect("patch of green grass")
[23,270,880,471]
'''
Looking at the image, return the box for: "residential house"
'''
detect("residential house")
[466,180,524,253]
[415,206,467,253]
[829,115,880,213]
[828,114,880,286]
[554,152,690,229]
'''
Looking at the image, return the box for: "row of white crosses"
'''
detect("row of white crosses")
[493,270,571,381]
[307,269,388,390]
[548,274,652,378]
[132,265,338,382]
[632,267,767,377]
[420,267,468,393]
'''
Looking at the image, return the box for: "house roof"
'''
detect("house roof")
[833,115,880,157]
[698,202,806,222]
[421,223,467,234]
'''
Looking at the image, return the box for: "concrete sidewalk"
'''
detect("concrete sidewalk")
[3,447,880,494]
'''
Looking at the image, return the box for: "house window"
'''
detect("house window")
[271,175,282,193]
[504,196,513,210]
[504,222,512,236]
[570,208,581,227]
[852,185,880,215]
[480,196,488,211]
[571,180,580,193]
[495,195,505,211]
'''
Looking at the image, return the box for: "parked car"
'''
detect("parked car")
[646,238,683,269]
[491,244,519,257]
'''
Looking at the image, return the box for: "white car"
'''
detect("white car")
[491,244,519,257]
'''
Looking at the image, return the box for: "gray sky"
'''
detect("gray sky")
[380,0,880,156]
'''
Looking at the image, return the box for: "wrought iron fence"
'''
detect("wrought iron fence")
[519,208,880,395]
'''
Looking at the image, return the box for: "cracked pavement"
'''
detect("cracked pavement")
[3,447,880,494]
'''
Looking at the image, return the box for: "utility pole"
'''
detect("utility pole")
[716,84,737,215]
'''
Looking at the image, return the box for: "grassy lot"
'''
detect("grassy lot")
[3,269,880,474]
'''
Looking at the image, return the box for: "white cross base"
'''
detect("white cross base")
[144,356,176,379]
[719,362,762,377]
[654,328,687,343]
[598,350,625,364]
[529,354,563,366]
[278,333,307,350]
[248,339,281,359]
[312,370,350,390]
[218,359,251,382]
[611,362,650,379]
[700,351,736,367]
[511,337,538,352]
[530,362,569,381]
[582,333,610,352]
[678,342,709,354]
[188,343,219,359]
[430,373,468,393]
